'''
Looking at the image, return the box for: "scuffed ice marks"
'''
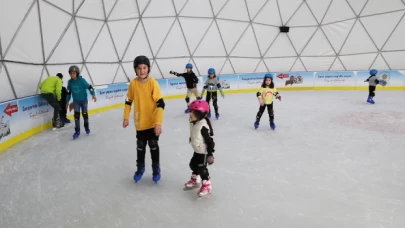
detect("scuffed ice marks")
[0,91,405,227]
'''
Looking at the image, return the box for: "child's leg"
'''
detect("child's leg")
[184,153,200,189]
[135,130,148,169]
[267,103,274,123]
[185,89,191,107]
[81,100,89,130]
[59,99,67,120]
[146,128,160,170]
[369,86,376,97]
[212,91,219,115]
[206,92,212,115]
[196,154,212,196]
[197,154,210,181]
[255,105,266,123]
[73,101,81,131]
[133,129,148,182]
[190,88,200,99]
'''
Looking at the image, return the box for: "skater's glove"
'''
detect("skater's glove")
[207,156,214,165]
[197,96,202,100]
[221,94,225,98]
[276,95,282,101]
[193,83,197,88]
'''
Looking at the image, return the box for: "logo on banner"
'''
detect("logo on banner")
[277,73,304,86]
[3,103,18,117]
[378,71,390,82]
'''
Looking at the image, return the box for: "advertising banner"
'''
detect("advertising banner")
[238,73,265,90]
[166,76,204,96]
[274,72,315,88]
[201,74,239,91]
[0,100,19,143]
[94,83,128,107]
[314,71,355,87]
[157,79,168,96]
[356,70,404,87]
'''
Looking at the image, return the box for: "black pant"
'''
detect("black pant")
[189,152,209,180]
[59,99,67,119]
[40,93,59,120]
[206,91,218,114]
[256,103,274,123]
[136,128,160,167]
[369,86,376,97]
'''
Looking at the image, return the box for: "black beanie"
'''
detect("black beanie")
[56,73,63,79]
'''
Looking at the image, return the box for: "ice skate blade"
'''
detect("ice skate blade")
[197,193,212,200]
[183,185,200,191]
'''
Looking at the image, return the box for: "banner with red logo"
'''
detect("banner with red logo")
[273,72,315,88]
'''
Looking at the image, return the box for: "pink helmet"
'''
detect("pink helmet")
[189,100,210,113]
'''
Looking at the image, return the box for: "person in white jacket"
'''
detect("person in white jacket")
[183,100,216,199]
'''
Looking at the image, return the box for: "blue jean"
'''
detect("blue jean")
[73,100,89,130]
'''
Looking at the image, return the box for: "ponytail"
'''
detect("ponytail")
[204,117,214,136]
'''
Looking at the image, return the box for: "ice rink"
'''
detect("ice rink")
[1,90,405,228]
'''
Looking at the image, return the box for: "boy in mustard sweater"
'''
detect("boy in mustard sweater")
[123,55,165,184]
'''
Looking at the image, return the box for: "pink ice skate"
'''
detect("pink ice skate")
[183,173,200,191]
[197,180,212,198]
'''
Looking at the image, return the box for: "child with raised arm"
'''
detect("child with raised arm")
[170,63,200,113]
[123,55,165,184]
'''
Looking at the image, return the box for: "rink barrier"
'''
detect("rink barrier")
[0,70,404,153]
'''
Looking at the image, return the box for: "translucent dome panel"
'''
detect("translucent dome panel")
[0,0,405,102]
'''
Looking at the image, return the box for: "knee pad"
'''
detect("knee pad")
[82,112,88,120]
[185,97,190,103]
[74,112,80,120]
[137,140,146,151]
[148,139,159,150]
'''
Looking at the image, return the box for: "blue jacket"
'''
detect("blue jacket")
[66,76,95,102]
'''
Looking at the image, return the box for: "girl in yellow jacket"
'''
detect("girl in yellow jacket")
[254,74,281,130]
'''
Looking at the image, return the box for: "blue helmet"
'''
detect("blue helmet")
[264,73,273,79]
[186,63,193,69]
[370,69,378,75]
[208,68,215,74]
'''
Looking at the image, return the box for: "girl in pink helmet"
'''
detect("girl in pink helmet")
[184,99,216,199]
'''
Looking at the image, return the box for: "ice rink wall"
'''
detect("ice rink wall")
[0,69,404,152]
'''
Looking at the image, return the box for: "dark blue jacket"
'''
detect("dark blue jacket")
[66,76,95,102]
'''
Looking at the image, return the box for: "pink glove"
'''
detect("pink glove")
[207,156,214,165]
[277,95,282,101]
[258,98,264,106]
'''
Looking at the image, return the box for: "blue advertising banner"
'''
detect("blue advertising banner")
[274,72,315,88]
[201,74,239,91]
[314,71,355,87]
[0,100,19,142]
[238,73,265,89]
[356,70,404,87]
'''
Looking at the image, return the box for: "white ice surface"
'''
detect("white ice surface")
[1,91,405,228]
